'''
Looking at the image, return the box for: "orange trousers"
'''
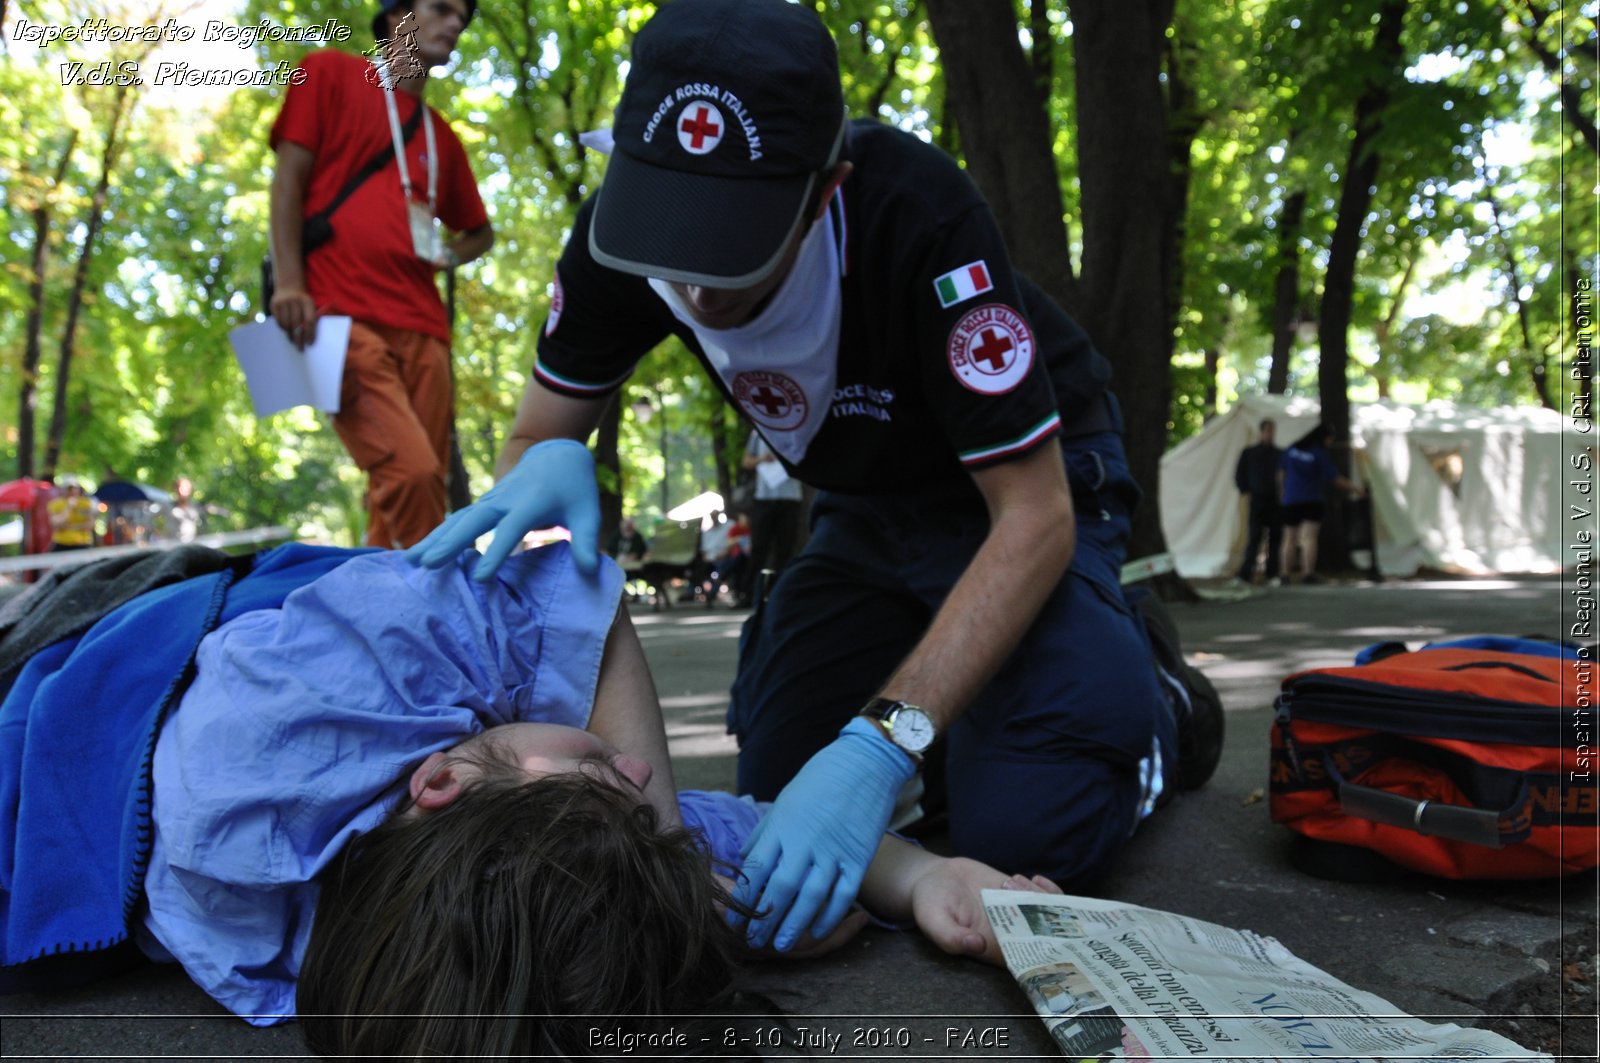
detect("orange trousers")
[332,320,451,549]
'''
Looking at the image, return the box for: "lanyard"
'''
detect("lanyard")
[376,58,438,209]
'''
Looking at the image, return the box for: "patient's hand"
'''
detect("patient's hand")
[909,858,1061,967]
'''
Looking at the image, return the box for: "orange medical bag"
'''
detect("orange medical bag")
[1270,643,1597,879]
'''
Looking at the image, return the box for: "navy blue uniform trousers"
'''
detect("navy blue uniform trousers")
[727,430,1176,890]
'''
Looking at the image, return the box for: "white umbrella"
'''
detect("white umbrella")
[665,490,725,526]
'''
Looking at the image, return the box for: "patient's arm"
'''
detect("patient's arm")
[857,837,1061,966]
[585,605,682,826]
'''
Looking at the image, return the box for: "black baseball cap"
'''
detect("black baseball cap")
[589,0,847,289]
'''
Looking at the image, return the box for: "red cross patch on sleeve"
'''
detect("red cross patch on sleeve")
[946,303,1034,395]
[544,271,565,336]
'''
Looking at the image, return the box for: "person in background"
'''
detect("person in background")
[267,0,494,549]
[741,431,804,603]
[46,478,95,552]
[1233,418,1282,586]
[607,516,650,563]
[721,510,752,605]
[688,510,750,606]
[169,477,202,544]
[1278,425,1364,584]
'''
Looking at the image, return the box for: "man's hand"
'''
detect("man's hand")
[714,874,871,960]
[731,718,916,951]
[909,858,1061,967]
[405,438,601,580]
[270,286,319,349]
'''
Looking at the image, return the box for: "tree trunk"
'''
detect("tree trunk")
[1204,346,1221,420]
[923,0,1080,313]
[1068,0,1178,562]
[1317,0,1406,571]
[1482,184,1555,410]
[1371,252,1418,400]
[710,402,735,504]
[19,206,52,481]
[1268,188,1306,394]
[17,133,78,480]
[43,87,133,477]
[444,271,474,511]
[1163,19,1202,350]
[595,394,623,551]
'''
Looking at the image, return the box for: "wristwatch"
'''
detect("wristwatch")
[859,697,936,761]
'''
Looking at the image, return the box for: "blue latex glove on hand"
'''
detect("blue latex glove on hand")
[405,439,601,581]
[732,717,917,950]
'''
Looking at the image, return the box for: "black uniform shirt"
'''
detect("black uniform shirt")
[536,120,1111,495]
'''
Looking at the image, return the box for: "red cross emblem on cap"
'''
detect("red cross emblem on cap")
[677,102,724,155]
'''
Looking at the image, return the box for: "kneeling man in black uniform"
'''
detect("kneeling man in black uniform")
[411,0,1218,953]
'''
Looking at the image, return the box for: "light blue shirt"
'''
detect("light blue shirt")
[141,546,629,1023]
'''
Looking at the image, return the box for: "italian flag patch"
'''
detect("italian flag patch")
[934,261,993,308]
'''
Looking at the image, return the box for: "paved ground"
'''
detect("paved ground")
[5,573,1596,1060]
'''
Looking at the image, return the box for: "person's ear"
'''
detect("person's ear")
[812,162,854,221]
[409,751,467,812]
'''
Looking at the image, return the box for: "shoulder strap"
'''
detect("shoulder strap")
[311,98,425,225]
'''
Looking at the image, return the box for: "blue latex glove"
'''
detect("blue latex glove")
[732,717,917,950]
[405,439,601,581]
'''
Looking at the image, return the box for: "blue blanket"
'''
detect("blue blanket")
[0,544,368,988]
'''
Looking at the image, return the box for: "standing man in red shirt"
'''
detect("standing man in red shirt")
[268,0,494,549]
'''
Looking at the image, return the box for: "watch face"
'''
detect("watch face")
[891,706,936,753]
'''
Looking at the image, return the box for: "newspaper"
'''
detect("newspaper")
[981,890,1547,1061]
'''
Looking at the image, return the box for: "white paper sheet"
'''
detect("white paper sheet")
[755,459,791,492]
[228,317,351,417]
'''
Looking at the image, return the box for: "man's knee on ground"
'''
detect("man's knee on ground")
[944,758,1141,891]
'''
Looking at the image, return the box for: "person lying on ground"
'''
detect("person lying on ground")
[298,718,1059,1059]
[0,542,1053,1056]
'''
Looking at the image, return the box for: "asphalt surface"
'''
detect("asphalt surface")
[5,572,1596,1060]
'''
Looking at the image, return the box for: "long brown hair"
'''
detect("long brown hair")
[298,769,762,1059]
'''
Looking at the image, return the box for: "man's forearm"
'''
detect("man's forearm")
[268,172,307,289]
[447,223,494,267]
[878,490,1075,731]
[494,380,608,478]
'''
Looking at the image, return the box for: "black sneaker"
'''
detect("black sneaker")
[1173,660,1225,789]
[1128,588,1225,790]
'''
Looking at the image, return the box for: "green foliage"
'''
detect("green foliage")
[0,0,1577,549]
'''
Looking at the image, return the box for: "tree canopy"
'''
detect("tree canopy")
[1,0,1589,550]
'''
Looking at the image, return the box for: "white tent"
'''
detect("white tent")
[1159,394,1591,578]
